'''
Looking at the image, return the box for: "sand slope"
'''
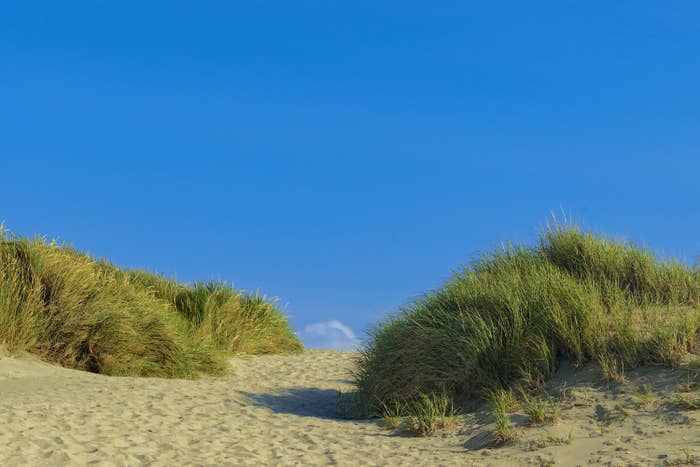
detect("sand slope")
[1,349,699,466]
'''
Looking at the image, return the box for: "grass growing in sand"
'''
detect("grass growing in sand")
[630,384,656,408]
[672,393,700,410]
[0,227,301,377]
[353,218,700,429]
[519,393,561,426]
[372,388,459,436]
[404,389,459,436]
[488,389,519,446]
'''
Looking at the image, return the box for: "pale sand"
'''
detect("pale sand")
[1,349,699,466]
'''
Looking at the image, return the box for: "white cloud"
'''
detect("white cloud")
[299,320,362,351]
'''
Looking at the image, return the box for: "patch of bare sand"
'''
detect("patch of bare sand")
[1,350,699,466]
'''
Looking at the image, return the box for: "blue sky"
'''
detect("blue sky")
[2,2,700,349]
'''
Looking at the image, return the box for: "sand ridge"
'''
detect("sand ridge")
[1,350,699,466]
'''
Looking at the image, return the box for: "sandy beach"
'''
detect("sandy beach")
[1,349,699,466]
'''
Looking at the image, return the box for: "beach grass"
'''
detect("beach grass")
[353,218,700,423]
[0,227,301,377]
[374,388,459,436]
[488,390,519,446]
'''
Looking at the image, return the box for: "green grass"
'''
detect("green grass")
[597,353,628,384]
[488,390,519,446]
[373,388,459,436]
[126,272,302,355]
[378,399,407,430]
[354,218,700,422]
[404,389,459,436]
[520,393,561,426]
[0,227,301,377]
[530,431,572,450]
[488,387,520,414]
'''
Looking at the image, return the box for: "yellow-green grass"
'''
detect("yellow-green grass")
[0,228,301,377]
[488,389,519,446]
[353,220,700,420]
[375,388,459,436]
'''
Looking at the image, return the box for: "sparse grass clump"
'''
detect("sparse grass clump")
[673,393,700,411]
[630,384,656,408]
[354,219,700,424]
[536,454,556,467]
[404,389,459,436]
[373,388,459,436]
[488,388,520,415]
[0,228,301,377]
[597,354,628,384]
[529,431,572,450]
[379,399,407,430]
[520,394,561,426]
[488,390,519,446]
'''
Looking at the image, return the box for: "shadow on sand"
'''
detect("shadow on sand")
[239,388,353,420]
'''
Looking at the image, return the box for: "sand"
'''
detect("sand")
[1,349,699,466]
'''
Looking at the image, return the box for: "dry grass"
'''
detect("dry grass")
[0,227,301,377]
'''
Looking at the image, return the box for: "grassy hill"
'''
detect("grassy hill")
[0,228,301,377]
[353,222,700,422]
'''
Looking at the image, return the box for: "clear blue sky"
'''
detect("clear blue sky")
[2,2,699,349]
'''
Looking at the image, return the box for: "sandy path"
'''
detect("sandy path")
[2,349,700,466]
[0,351,472,466]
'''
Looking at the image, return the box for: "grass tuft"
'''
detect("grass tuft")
[529,431,572,450]
[597,353,628,384]
[520,393,561,426]
[488,390,519,446]
[372,388,459,436]
[378,399,408,430]
[404,389,459,436]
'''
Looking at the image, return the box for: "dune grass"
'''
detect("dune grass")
[374,388,459,436]
[124,271,302,355]
[488,389,519,446]
[353,220,700,421]
[0,227,301,377]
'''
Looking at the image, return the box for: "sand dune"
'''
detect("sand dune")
[1,349,699,466]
